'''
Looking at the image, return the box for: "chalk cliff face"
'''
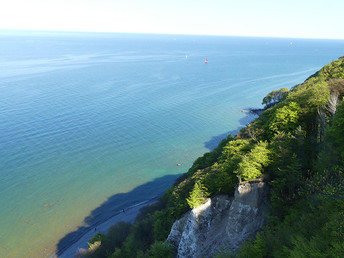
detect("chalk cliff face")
[167,180,268,257]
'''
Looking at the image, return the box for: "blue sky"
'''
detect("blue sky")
[1,0,344,39]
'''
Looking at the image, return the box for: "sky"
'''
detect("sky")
[1,0,344,39]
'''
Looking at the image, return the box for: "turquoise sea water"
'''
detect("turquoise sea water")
[1,31,344,257]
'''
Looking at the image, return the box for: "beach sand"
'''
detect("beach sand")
[57,199,157,258]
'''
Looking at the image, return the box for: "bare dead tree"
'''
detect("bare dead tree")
[246,124,258,142]
[317,91,340,142]
[325,91,340,118]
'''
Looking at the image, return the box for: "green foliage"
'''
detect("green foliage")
[304,166,344,200]
[109,248,124,258]
[86,222,131,258]
[235,141,271,181]
[149,241,175,258]
[327,100,344,160]
[262,87,289,108]
[186,181,209,208]
[237,57,344,256]
[237,231,267,257]
[88,233,106,247]
[186,135,234,177]
[168,169,208,218]
[152,210,175,241]
[270,153,303,216]
[207,163,238,194]
[214,249,234,258]
[211,139,252,191]
[267,102,302,134]
[220,139,251,163]
[289,80,329,110]
[239,197,344,257]
[319,56,344,79]
[239,152,344,256]
[130,217,154,249]
[219,139,251,174]
[167,135,235,218]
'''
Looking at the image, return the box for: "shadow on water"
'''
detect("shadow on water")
[55,174,180,256]
[56,109,261,256]
[204,111,259,151]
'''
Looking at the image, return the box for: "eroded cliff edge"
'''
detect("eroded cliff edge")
[167,179,268,257]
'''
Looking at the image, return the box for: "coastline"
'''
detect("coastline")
[54,110,262,258]
[55,198,158,258]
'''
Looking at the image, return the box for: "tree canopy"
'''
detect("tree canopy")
[262,87,289,108]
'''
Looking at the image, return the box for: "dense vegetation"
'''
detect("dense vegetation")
[84,57,344,257]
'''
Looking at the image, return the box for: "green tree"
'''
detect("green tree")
[150,241,174,258]
[152,210,175,241]
[235,141,271,181]
[238,232,267,257]
[88,232,106,247]
[86,222,131,258]
[186,181,209,208]
[268,102,301,134]
[219,139,251,173]
[262,88,289,108]
[270,153,303,215]
[327,100,344,160]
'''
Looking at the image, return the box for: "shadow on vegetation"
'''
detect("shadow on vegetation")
[204,110,259,151]
[55,174,180,256]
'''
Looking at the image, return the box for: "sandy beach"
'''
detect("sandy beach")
[57,199,157,258]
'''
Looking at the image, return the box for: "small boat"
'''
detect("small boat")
[205,58,208,63]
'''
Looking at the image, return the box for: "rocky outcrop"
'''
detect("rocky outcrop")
[167,180,268,257]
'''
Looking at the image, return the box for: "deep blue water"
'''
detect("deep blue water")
[0,31,343,257]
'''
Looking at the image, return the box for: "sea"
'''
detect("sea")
[0,30,344,257]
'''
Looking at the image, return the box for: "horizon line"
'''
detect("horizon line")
[1,28,344,41]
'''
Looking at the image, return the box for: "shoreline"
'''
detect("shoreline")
[55,197,159,258]
[54,109,262,258]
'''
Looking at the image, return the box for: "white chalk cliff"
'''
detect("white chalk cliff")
[167,180,268,257]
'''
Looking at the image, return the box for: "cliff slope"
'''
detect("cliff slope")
[168,180,268,257]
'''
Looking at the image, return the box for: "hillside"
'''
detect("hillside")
[83,57,344,257]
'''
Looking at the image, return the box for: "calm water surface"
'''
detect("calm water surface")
[0,31,343,257]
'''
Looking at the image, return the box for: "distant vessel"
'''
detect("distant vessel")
[205,58,208,63]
